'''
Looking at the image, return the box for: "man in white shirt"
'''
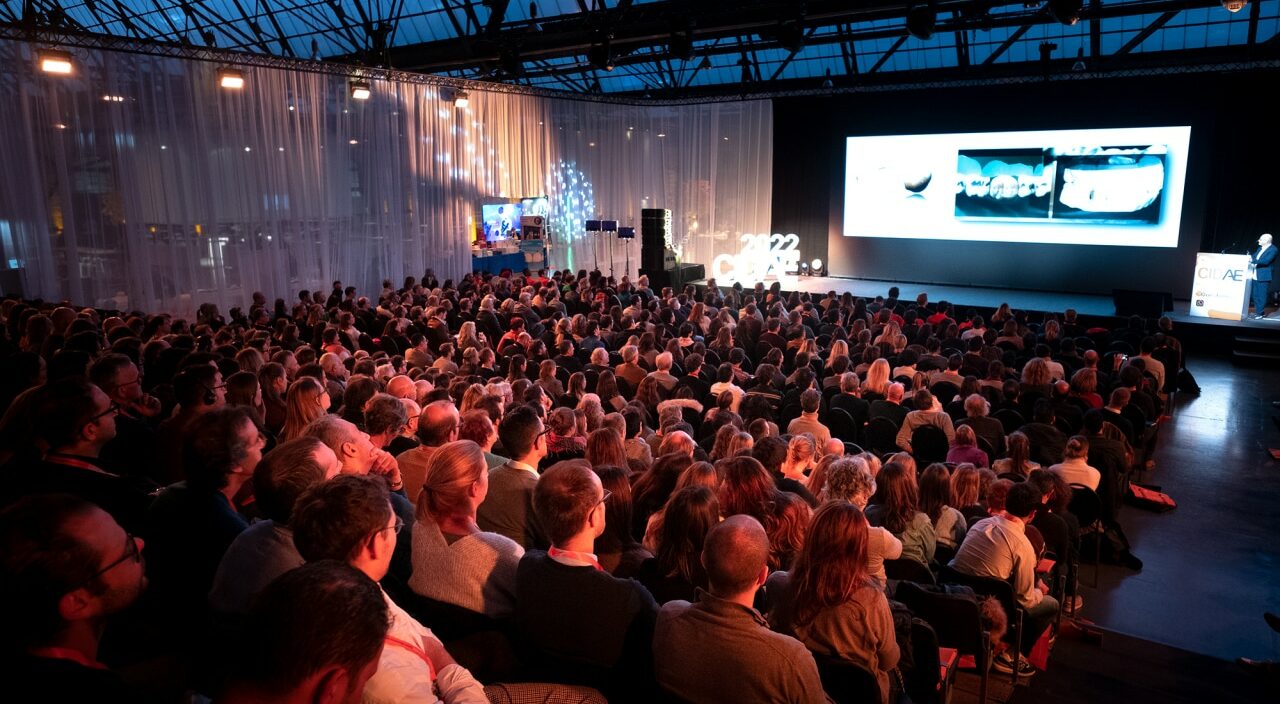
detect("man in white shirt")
[292,475,488,704]
[950,482,1058,677]
[1049,436,1102,491]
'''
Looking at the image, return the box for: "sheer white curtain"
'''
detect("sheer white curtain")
[0,39,771,316]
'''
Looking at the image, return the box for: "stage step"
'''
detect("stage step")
[1232,333,1280,363]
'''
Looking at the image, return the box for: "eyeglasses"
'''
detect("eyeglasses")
[598,489,613,506]
[91,402,121,421]
[85,532,141,584]
[381,516,405,535]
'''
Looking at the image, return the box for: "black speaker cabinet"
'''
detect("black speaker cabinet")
[1112,289,1172,318]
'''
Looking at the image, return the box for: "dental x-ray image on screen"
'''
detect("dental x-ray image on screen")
[843,126,1190,247]
[955,149,1055,220]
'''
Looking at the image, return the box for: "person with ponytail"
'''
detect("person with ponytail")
[408,439,524,618]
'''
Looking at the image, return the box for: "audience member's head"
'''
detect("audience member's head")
[0,495,146,652]
[292,475,396,580]
[701,514,769,599]
[533,460,606,548]
[253,436,341,524]
[227,561,388,703]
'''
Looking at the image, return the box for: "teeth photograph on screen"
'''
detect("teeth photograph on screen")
[843,126,1192,247]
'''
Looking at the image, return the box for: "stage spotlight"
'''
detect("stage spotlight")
[350,81,371,100]
[588,38,614,72]
[38,49,74,75]
[906,2,937,40]
[799,261,810,276]
[1221,0,1248,11]
[811,258,824,276]
[218,68,245,89]
[453,90,470,108]
[1047,0,1083,26]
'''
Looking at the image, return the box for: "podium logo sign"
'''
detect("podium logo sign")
[1190,253,1249,320]
[711,233,801,285]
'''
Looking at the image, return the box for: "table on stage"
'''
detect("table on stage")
[471,251,526,275]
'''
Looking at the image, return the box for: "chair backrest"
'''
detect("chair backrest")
[911,425,950,466]
[1067,483,1103,527]
[885,557,937,585]
[866,417,901,455]
[895,581,990,670]
[827,407,858,442]
[991,408,1025,435]
[812,653,882,704]
[779,403,803,432]
[930,381,961,406]
[975,435,997,463]
[937,565,1018,621]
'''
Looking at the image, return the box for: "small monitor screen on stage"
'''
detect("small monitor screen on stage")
[842,126,1191,248]
[520,196,550,217]
[481,203,522,241]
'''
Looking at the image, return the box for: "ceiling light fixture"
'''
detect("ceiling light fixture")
[218,68,245,89]
[1221,0,1248,11]
[38,49,74,75]
[906,2,938,40]
[350,81,371,100]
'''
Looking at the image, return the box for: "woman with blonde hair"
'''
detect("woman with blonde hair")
[780,434,817,483]
[456,320,484,352]
[458,383,488,414]
[409,440,523,617]
[766,502,900,703]
[825,339,850,370]
[279,376,330,441]
[862,358,891,401]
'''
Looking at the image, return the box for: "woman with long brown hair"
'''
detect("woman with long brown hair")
[865,462,936,566]
[767,501,900,704]
[992,430,1040,478]
[408,440,523,617]
[585,427,628,468]
[635,485,720,604]
[278,376,330,442]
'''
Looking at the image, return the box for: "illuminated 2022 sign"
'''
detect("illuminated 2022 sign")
[710,233,801,285]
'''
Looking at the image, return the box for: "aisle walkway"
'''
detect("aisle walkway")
[1081,356,1280,662]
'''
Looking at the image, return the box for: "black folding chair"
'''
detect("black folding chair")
[938,566,1025,686]
[812,653,882,704]
[896,581,994,704]
[1067,483,1104,589]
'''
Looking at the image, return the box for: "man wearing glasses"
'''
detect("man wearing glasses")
[0,494,148,701]
[515,460,659,702]
[2,378,152,534]
[91,353,163,479]
[292,474,488,703]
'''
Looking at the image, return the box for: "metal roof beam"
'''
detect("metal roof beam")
[867,34,907,74]
[1115,10,1178,56]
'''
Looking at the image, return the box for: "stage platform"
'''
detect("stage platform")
[691,274,1280,329]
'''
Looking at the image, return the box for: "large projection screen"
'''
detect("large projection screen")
[842,126,1192,248]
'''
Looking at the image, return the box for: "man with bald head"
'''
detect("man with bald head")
[653,515,825,703]
[1250,233,1275,319]
[385,374,416,400]
[394,399,459,501]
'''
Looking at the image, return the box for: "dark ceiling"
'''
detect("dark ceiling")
[3,1,1278,96]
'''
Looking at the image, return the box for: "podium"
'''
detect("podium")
[1189,253,1250,320]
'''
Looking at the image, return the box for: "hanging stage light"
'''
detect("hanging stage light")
[38,49,74,75]
[218,68,245,89]
[350,81,371,100]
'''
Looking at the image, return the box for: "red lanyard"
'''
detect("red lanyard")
[28,647,106,670]
[383,635,436,682]
[43,454,112,476]
[548,546,604,571]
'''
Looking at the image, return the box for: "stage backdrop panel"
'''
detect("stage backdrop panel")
[0,39,770,316]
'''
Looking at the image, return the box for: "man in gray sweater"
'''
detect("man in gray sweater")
[653,515,828,703]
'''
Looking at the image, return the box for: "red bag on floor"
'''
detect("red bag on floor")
[1126,483,1177,512]
[1027,625,1053,671]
